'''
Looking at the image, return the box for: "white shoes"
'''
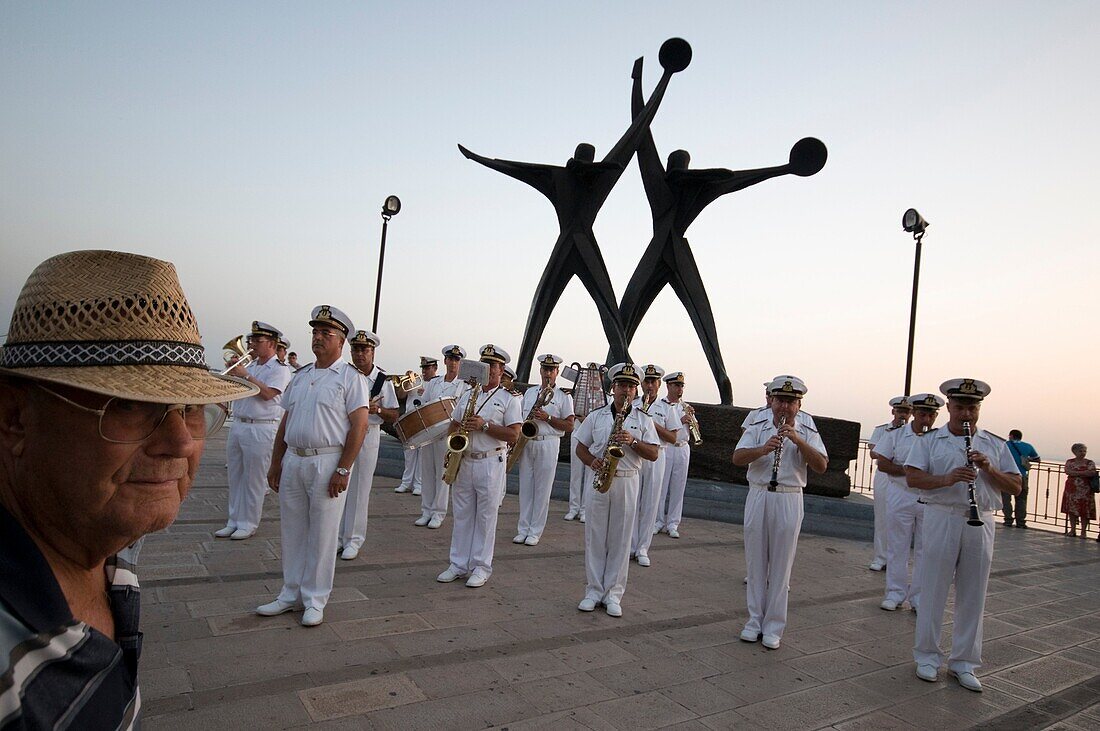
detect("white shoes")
[577,598,597,612]
[394,484,410,493]
[466,573,487,588]
[869,561,886,571]
[437,568,465,583]
[412,486,421,495]
[605,602,622,617]
[340,546,359,560]
[916,663,939,682]
[949,669,982,692]
[761,634,781,650]
[668,528,680,539]
[256,599,302,616]
[301,608,324,626]
[579,513,586,523]
[230,528,254,540]
[427,515,443,529]
[214,526,236,538]
[564,511,577,521]
[652,526,660,535]
[414,515,430,526]
[739,629,760,643]
[880,599,899,611]
[636,554,651,567]
[512,534,526,544]
[524,535,539,546]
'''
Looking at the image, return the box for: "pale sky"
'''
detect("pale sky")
[2,2,1098,461]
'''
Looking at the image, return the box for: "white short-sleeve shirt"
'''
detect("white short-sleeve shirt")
[521,385,575,438]
[633,396,680,444]
[735,413,828,488]
[425,374,470,403]
[233,357,293,420]
[574,403,658,472]
[282,359,371,449]
[875,424,929,494]
[867,422,892,452]
[904,427,1019,510]
[663,399,690,442]
[359,365,400,427]
[451,385,523,452]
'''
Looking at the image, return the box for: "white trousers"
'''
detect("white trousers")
[339,427,381,551]
[517,439,560,538]
[448,454,505,578]
[584,471,640,604]
[276,452,348,610]
[743,486,804,639]
[631,448,667,557]
[226,421,278,533]
[400,445,421,490]
[871,471,889,565]
[657,443,690,531]
[568,431,589,516]
[913,505,995,674]
[884,484,924,608]
[419,438,449,520]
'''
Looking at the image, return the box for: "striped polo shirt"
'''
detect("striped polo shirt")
[0,504,143,729]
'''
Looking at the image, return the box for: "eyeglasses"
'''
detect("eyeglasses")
[35,384,227,444]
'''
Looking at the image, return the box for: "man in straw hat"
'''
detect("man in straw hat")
[733,375,827,649]
[573,363,659,617]
[0,250,257,728]
[216,321,293,541]
[258,305,370,627]
[904,378,1020,692]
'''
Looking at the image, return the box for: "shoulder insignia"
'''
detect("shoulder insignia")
[886,424,903,432]
[293,363,315,375]
[917,426,938,436]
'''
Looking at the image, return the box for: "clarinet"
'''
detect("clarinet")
[769,416,787,491]
[962,421,984,526]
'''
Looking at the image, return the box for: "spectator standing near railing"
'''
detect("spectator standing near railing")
[1003,430,1040,528]
[1062,444,1097,538]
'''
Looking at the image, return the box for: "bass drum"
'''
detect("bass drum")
[395,397,456,448]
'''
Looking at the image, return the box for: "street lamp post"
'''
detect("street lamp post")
[901,208,929,397]
[372,195,401,332]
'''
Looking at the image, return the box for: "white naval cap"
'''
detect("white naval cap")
[503,365,517,380]
[608,362,641,385]
[663,371,685,385]
[909,393,945,410]
[479,343,510,364]
[537,353,563,368]
[442,344,466,359]
[309,304,354,337]
[940,378,990,402]
[766,375,807,398]
[278,337,290,349]
[420,355,438,368]
[249,321,283,339]
[349,330,381,348]
[641,364,665,380]
[889,396,911,409]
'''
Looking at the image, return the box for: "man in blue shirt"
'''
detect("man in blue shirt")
[1004,429,1040,527]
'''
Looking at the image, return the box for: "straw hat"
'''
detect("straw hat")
[0,250,258,405]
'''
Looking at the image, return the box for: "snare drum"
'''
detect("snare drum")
[395,397,456,448]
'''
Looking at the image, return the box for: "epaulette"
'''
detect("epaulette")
[293,363,315,375]
[874,422,890,430]
[350,363,369,377]
[559,387,574,396]
[917,426,938,436]
[886,424,904,431]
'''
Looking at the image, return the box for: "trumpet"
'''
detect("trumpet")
[963,421,984,527]
[442,378,482,485]
[220,335,253,375]
[388,370,424,393]
[506,385,554,471]
[683,403,702,446]
[769,416,787,491]
[592,403,631,494]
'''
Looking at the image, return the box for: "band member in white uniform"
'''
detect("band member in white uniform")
[874,393,940,612]
[574,363,658,616]
[219,321,293,540]
[276,337,290,366]
[499,364,523,507]
[905,378,1021,692]
[656,371,694,538]
[436,344,522,588]
[743,377,819,431]
[867,397,912,571]
[416,345,470,529]
[514,354,575,545]
[337,330,399,560]
[396,356,437,495]
[258,305,370,627]
[734,375,828,649]
[630,364,679,567]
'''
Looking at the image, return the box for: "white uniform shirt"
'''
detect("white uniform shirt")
[664,400,689,443]
[425,374,470,403]
[574,403,659,472]
[451,385,523,452]
[742,405,818,431]
[281,360,371,449]
[357,364,400,427]
[875,424,929,494]
[632,396,680,445]
[904,427,1019,511]
[867,422,891,452]
[403,384,429,415]
[736,414,828,488]
[521,385,575,438]
[233,357,293,420]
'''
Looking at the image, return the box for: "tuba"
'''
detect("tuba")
[220,335,254,375]
[506,385,554,471]
[592,403,631,494]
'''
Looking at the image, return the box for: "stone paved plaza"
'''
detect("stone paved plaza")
[140,432,1100,729]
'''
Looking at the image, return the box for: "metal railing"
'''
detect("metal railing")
[851,439,1094,538]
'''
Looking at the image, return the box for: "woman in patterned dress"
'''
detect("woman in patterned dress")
[1062,443,1097,537]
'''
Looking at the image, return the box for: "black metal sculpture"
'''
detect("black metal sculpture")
[459,38,692,384]
[614,57,827,404]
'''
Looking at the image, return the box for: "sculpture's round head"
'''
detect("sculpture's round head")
[659,38,692,73]
[573,143,596,163]
[667,150,691,171]
[788,137,828,177]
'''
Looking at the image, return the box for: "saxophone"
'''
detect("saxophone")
[442,380,481,485]
[592,403,631,494]
[506,385,554,471]
[683,403,703,446]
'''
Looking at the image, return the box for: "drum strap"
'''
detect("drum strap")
[370,368,387,399]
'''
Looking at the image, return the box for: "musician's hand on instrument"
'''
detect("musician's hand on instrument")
[591,458,605,473]
[969,451,992,470]
[464,415,486,432]
[368,397,382,415]
[228,363,248,379]
[533,407,549,421]
[328,471,349,498]
[764,434,784,451]
[680,415,693,425]
[613,429,633,446]
[947,466,978,485]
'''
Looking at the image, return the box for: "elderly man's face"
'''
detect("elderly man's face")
[350,344,375,371]
[311,326,344,360]
[0,381,201,565]
[770,395,801,423]
[248,335,277,360]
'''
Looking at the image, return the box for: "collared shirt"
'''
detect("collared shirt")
[424,374,470,403]
[233,355,293,421]
[736,414,828,488]
[867,422,893,451]
[282,359,371,449]
[742,405,818,431]
[632,396,680,444]
[662,399,690,442]
[521,385,575,438]
[875,424,934,494]
[0,505,142,730]
[904,427,1019,510]
[357,364,400,427]
[452,385,522,452]
[574,403,659,472]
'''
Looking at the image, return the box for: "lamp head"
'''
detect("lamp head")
[902,208,929,236]
[382,195,402,218]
